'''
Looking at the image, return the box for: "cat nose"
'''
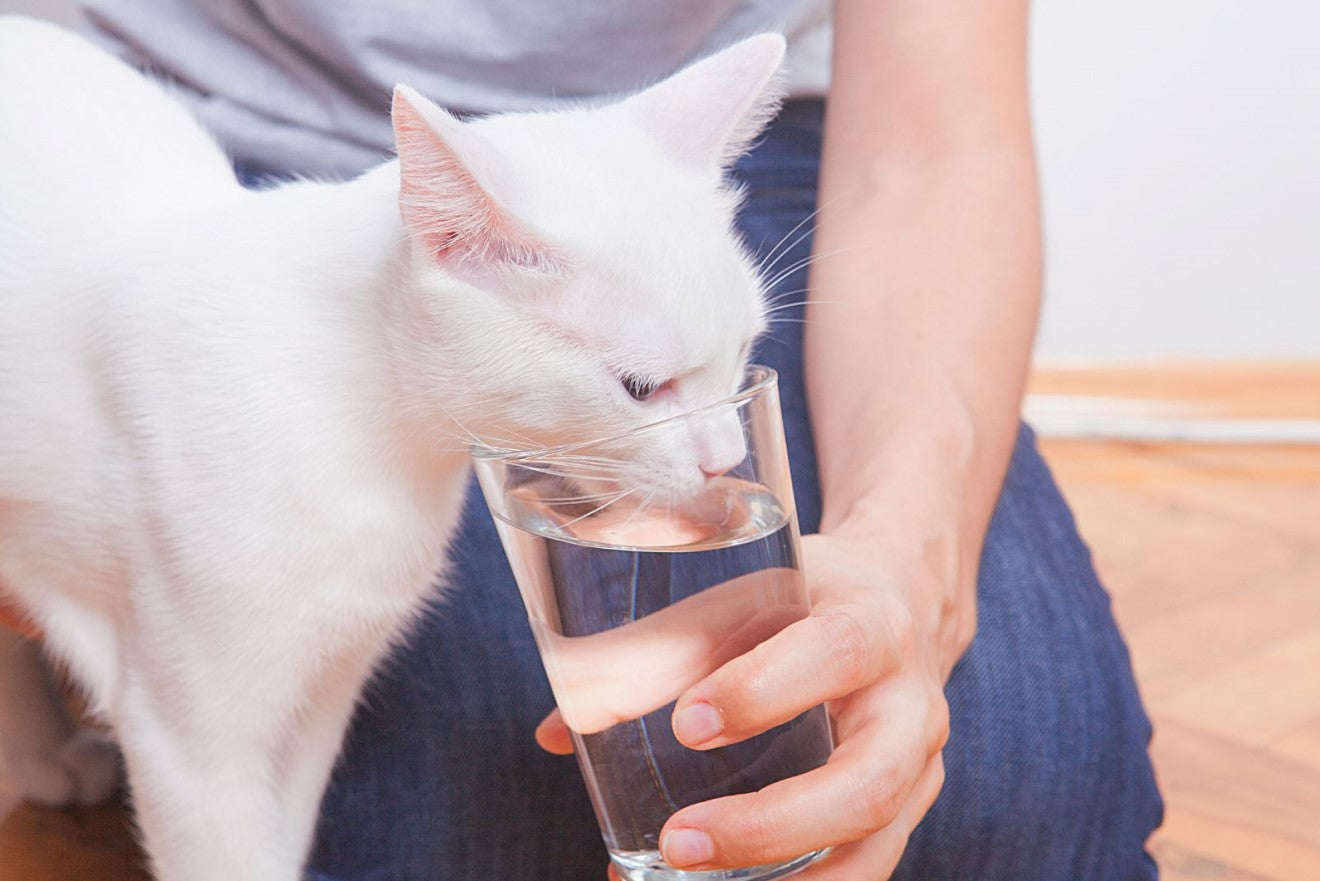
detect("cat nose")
[698,445,745,479]
[694,412,747,479]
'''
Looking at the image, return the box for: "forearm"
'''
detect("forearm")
[806,0,1041,673]
[807,153,1041,562]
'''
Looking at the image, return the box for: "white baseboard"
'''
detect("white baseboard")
[1023,394,1320,444]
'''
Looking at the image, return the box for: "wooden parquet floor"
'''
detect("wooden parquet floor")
[1035,361,1320,881]
[1,363,1317,880]
[1041,438,1320,881]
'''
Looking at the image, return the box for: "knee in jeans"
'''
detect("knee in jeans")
[898,685,1162,879]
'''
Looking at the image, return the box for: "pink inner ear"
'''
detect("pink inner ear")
[392,88,558,272]
[393,95,499,260]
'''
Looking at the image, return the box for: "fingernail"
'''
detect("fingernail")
[674,702,724,745]
[661,828,714,867]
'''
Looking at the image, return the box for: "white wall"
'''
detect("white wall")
[6,0,1318,359]
[1031,1,1320,359]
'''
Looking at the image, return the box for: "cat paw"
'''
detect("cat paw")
[7,728,123,808]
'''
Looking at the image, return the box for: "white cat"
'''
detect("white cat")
[0,17,781,881]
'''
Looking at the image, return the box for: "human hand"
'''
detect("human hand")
[536,529,972,879]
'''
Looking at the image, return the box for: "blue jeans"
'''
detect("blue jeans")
[301,101,1163,880]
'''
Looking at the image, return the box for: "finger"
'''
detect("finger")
[534,708,575,755]
[658,713,930,870]
[793,754,946,881]
[548,568,806,734]
[672,601,911,749]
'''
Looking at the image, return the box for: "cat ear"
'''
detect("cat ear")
[392,85,560,275]
[629,34,786,173]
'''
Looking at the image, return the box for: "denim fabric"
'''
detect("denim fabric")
[303,100,1163,880]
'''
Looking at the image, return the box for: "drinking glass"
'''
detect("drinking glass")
[473,366,833,881]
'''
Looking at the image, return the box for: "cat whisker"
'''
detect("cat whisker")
[539,491,634,506]
[538,461,630,481]
[761,300,810,315]
[759,245,858,294]
[758,224,816,279]
[438,416,552,458]
[503,462,623,485]
[613,485,663,532]
[532,456,633,478]
[760,259,817,293]
[756,197,837,275]
[542,455,630,472]
[556,488,638,531]
[483,422,541,446]
[762,286,809,305]
[758,225,819,283]
[539,451,626,464]
[439,410,503,453]
[760,255,824,293]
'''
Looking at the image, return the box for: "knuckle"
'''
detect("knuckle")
[931,754,947,793]
[728,797,781,859]
[852,770,905,831]
[927,694,951,753]
[715,662,772,733]
[882,595,916,659]
[818,606,877,690]
[949,593,978,654]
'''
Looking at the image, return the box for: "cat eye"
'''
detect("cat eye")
[621,374,663,402]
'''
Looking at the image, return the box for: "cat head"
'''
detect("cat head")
[391,34,785,501]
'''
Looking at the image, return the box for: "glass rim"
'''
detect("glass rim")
[471,364,778,463]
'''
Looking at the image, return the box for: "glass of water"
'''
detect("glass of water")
[473,367,833,881]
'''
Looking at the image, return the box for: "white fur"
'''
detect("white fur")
[0,16,782,881]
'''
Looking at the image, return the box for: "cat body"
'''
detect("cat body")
[0,19,474,874]
[0,15,781,881]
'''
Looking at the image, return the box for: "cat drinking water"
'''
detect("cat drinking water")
[0,17,781,881]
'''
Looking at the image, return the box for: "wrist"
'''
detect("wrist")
[820,502,980,683]
[809,381,1019,680]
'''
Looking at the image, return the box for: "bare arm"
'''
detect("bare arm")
[642,2,1043,875]
[808,0,1041,673]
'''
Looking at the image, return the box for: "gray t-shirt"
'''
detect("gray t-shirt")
[82,1,831,177]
